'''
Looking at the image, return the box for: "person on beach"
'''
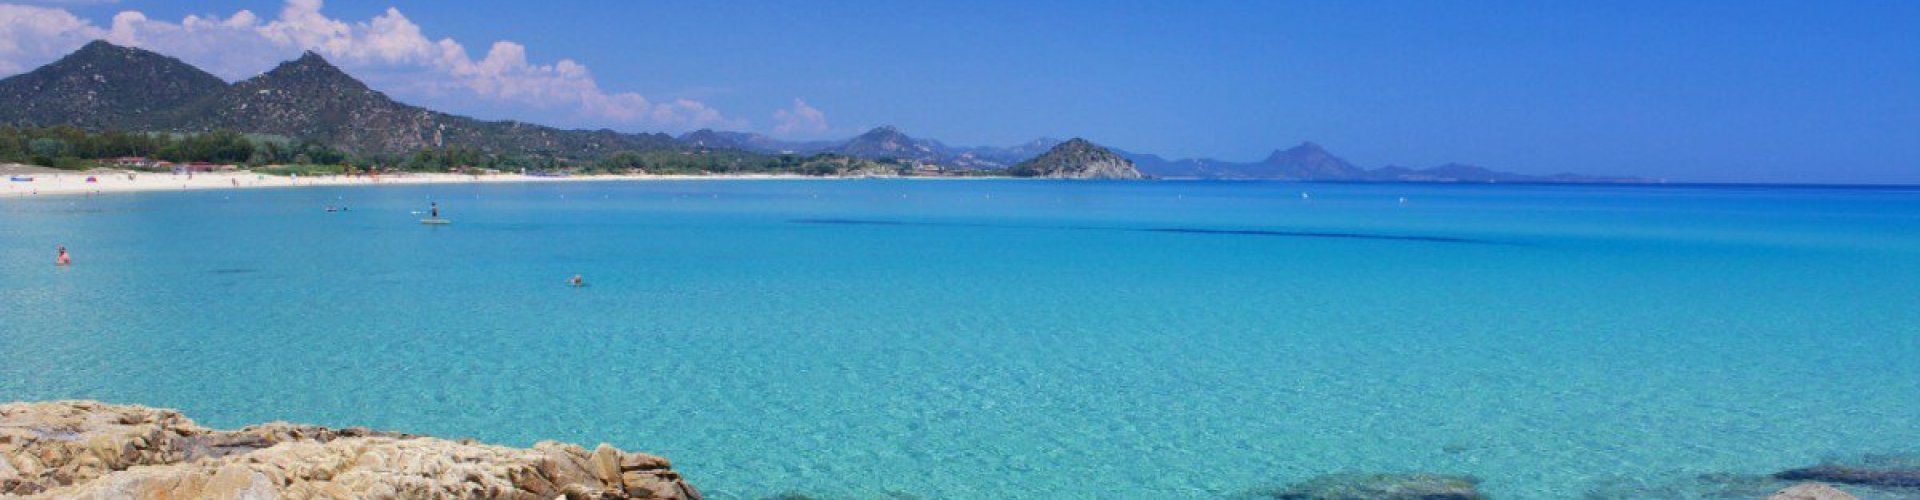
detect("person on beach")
[55,245,70,266]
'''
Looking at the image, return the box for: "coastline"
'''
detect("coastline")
[0,403,1890,500]
[1,167,905,199]
[0,400,701,499]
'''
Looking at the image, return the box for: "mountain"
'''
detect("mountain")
[1009,138,1144,179]
[0,42,1637,183]
[0,40,226,129]
[1126,142,1643,183]
[1126,142,1364,180]
[168,51,444,154]
[1258,142,1366,179]
[0,42,677,158]
[835,125,943,159]
[952,137,1063,166]
[1367,163,1642,183]
[166,51,677,157]
[679,129,835,154]
[1121,151,1249,179]
[681,126,1058,170]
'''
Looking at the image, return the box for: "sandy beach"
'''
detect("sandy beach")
[0,163,841,198]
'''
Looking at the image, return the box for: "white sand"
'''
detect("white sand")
[1,166,841,198]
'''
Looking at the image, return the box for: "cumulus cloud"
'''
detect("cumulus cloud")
[9,1,118,5]
[0,4,104,74]
[0,0,742,131]
[771,98,830,137]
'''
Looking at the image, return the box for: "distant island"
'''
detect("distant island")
[0,40,1641,183]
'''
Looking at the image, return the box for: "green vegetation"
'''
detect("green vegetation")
[0,126,350,170]
[585,150,915,176]
[0,125,1009,178]
[252,164,351,176]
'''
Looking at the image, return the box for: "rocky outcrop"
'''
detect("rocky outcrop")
[1246,473,1483,499]
[1770,482,1859,500]
[1008,138,1145,180]
[0,400,700,499]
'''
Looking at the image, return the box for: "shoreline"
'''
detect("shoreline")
[2,168,946,199]
[0,400,702,499]
[2,401,1897,499]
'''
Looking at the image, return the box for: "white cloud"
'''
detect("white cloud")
[8,1,118,5]
[0,4,104,74]
[771,98,829,137]
[0,0,741,131]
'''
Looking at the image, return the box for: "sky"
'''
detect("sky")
[0,0,1915,183]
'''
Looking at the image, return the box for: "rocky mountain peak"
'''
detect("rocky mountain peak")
[251,51,365,91]
[851,125,912,144]
[0,40,227,129]
[1261,140,1364,179]
[840,125,941,159]
[72,39,136,58]
[1265,141,1333,162]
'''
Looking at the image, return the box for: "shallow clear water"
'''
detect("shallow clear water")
[2,180,1917,498]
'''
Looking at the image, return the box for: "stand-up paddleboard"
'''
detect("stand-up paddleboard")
[420,219,451,225]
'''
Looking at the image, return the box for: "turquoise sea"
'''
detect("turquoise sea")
[2,180,1917,498]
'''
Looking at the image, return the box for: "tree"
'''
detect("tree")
[28,138,66,158]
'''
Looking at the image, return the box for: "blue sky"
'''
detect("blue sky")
[4,0,1917,183]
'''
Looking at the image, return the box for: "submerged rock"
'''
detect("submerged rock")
[1250,472,1483,499]
[1776,464,1920,489]
[0,400,700,499]
[1585,472,1795,499]
[1770,482,1860,500]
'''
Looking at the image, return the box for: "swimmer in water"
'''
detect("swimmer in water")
[569,274,585,287]
[55,245,71,266]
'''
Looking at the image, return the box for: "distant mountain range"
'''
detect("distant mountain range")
[1121,142,1643,183]
[0,40,1642,183]
[680,126,1059,170]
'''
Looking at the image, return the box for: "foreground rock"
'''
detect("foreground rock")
[1246,472,1483,499]
[0,400,700,499]
[1770,482,1859,500]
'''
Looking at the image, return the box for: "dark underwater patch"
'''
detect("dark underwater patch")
[790,218,1504,245]
[1139,227,1489,244]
